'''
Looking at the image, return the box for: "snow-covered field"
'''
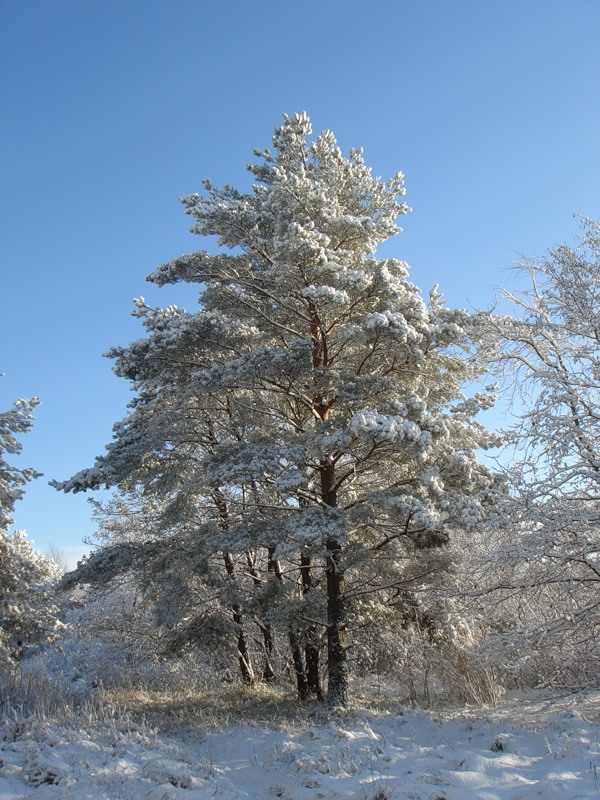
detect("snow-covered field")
[1,692,599,799]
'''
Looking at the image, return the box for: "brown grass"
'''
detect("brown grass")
[97,680,411,733]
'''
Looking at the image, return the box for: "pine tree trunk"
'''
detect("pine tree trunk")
[214,491,255,686]
[320,460,348,708]
[247,551,276,683]
[252,615,277,683]
[261,625,276,683]
[305,642,324,701]
[223,552,255,685]
[235,615,255,685]
[309,300,348,706]
[269,546,313,700]
[300,554,324,701]
[289,630,310,700]
[325,537,348,707]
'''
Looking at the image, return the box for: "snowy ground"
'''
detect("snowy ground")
[1,692,599,799]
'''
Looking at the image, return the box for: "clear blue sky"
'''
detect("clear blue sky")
[2,0,599,566]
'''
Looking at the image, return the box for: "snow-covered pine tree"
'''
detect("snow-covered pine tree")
[0,387,61,668]
[0,529,62,667]
[55,114,496,707]
[0,388,40,532]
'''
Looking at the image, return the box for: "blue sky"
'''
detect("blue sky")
[2,0,599,566]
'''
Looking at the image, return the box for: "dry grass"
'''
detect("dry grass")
[100,682,320,732]
[475,688,600,731]
[98,680,415,733]
[0,668,131,729]
[7,665,598,739]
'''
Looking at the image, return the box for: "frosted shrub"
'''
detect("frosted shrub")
[47,581,221,696]
[477,217,600,692]
[0,530,62,670]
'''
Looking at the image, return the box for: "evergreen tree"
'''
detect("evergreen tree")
[56,114,495,706]
[0,388,60,668]
[0,388,40,531]
[0,529,62,667]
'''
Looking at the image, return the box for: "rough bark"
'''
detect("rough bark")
[223,552,255,685]
[321,459,348,708]
[300,554,324,701]
[268,546,312,700]
[214,489,255,685]
[247,551,276,683]
[289,630,310,700]
[310,295,348,707]
[325,538,348,707]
